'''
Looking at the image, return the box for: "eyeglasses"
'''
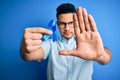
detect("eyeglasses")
[57,21,74,28]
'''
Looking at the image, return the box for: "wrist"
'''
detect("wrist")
[95,51,110,65]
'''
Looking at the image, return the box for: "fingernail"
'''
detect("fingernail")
[50,31,53,34]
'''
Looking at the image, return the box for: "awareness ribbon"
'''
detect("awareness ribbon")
[42,20,57,42]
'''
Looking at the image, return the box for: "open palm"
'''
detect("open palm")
[60,7,105,60]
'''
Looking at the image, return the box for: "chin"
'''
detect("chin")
[64,36,73,39]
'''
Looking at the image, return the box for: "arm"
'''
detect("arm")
[20,27,52,61]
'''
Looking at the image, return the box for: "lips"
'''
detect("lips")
[64,32,71,35]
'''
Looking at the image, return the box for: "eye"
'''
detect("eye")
[68,22,73,25]
[68,22,74,27]
[58,22,66,26]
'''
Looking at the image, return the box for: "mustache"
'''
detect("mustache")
[64,31,72,34]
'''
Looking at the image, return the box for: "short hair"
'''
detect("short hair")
[56,3,76,18]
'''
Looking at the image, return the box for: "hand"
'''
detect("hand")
[59,7,105,60]
[20,27,52,54]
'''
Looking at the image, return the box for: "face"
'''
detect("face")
[57,13,75,39]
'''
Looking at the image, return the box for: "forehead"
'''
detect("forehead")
[58,13,74,22]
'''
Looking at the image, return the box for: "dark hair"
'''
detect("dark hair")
[56,3,76,18]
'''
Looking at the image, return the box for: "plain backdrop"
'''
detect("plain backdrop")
[0,0,120,80]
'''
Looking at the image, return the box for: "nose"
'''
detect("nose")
[64,24,70,30]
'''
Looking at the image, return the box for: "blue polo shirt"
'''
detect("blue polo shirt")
[41,36,93,80]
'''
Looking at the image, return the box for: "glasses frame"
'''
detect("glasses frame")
[57,21,74,28]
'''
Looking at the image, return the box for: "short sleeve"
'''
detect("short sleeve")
[41,39,52,60]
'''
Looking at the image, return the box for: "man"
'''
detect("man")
[20,3,111,80]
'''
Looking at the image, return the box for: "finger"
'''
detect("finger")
[77,7,85,33]
[31,33,43,40]
[59,50,78,56]
[73,13,80,36]
[83,8,90,31]
[88,14,98,31]
[32,40,42,46]
[25,27,52,34]
[25,39,42,46]
[24,33,42,40]
[26,45,41,52]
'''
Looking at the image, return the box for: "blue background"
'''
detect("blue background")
[0,0,120,80]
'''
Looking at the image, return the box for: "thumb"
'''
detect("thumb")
[59,50,77,56]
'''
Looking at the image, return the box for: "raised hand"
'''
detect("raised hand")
[59,7,106,60]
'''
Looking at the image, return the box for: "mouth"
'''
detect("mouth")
[64,32,71,35]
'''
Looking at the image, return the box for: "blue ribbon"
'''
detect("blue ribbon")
[42,20,57,42]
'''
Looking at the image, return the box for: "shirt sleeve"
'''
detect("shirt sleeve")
[41,39,52,60]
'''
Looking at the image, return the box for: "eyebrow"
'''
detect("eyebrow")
[58,21,73,24]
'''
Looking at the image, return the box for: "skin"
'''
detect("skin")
[20,7,111,65]
[57,13,75,39]
[59,7,111,64]
[20,28,52,61]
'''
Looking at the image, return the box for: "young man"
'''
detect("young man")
[20,3,111,80]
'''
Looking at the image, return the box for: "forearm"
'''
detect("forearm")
[96,47,112,65]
